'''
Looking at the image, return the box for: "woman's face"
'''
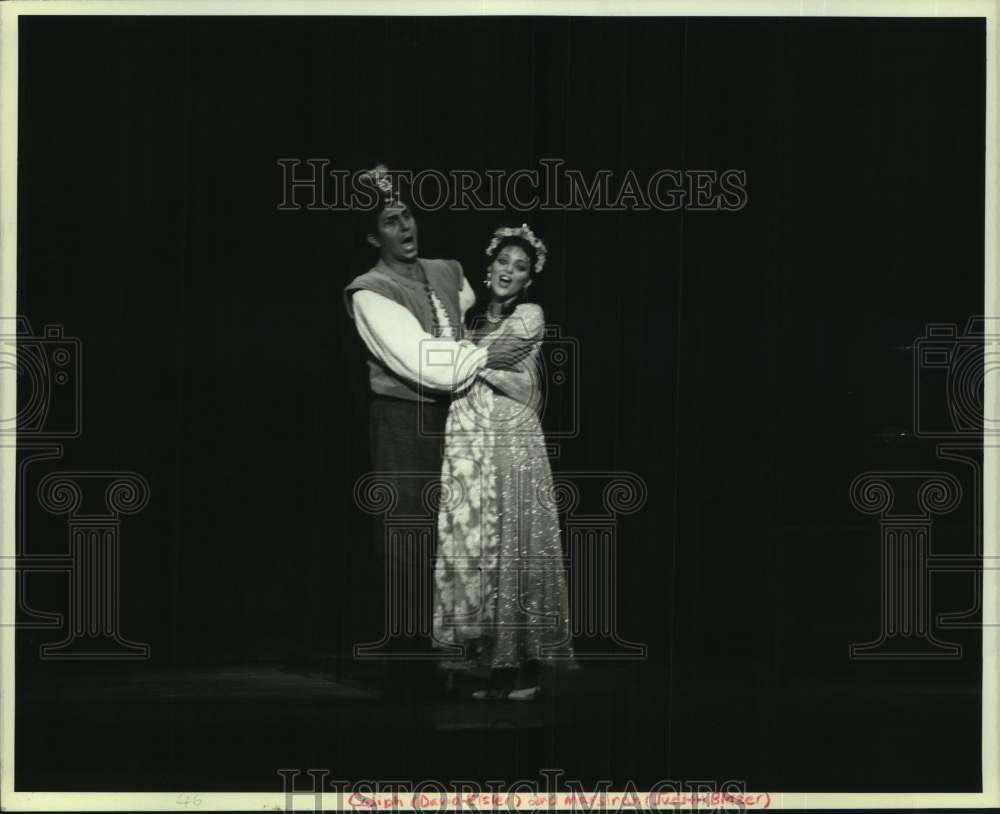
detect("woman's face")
[487,244,533,303]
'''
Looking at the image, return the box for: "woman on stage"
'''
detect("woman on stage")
[433,224,575,701]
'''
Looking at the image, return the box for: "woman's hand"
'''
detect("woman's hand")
[484,336,534,370]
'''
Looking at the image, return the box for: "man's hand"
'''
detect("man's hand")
[485,337,535,370]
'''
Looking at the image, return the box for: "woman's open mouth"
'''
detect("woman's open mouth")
[497,274,512,286]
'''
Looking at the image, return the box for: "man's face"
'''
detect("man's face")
[371,204,418,263]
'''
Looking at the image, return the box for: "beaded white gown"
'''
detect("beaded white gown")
[432,303,574,670]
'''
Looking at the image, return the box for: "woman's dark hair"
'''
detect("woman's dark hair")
[488,235,539,274]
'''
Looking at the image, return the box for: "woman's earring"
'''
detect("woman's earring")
[483,277,490,286]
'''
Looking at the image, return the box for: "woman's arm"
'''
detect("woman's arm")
[501,303,545,342]
[479,363,542,405]
[478,305,546,404]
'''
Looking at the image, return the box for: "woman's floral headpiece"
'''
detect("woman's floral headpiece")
[485,223,548,274]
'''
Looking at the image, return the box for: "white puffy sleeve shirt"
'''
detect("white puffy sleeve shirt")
[350,274,487,393]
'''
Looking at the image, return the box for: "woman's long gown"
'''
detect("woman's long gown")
[433,302,574,670]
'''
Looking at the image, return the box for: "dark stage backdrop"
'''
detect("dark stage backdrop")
[15,14,984,788]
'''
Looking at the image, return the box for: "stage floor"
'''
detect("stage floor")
[14,658,982,793]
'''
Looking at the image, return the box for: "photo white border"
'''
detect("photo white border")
[0,0,996,810]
